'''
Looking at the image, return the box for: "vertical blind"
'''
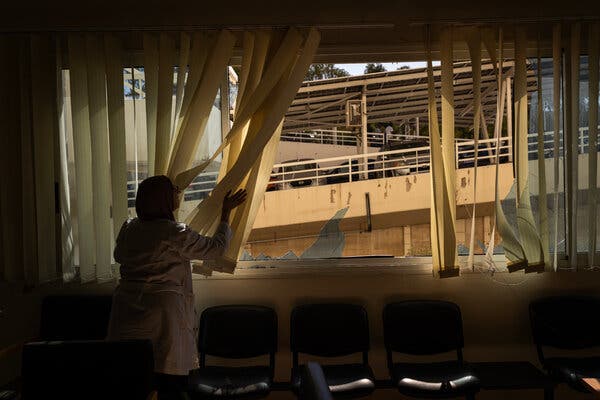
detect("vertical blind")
[1,23,599,283]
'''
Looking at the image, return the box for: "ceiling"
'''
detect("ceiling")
[2,1,599,62]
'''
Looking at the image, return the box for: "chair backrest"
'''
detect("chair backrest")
[290,303,370,359]
[383,300,464,356]
[198,305,278,360]
[530,295,600,352]
[21,340,154,400]
[40,295,113,340]
[299,362,334,400]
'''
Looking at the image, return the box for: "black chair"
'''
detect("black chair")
[188,305,277,399]
[290,303,375,398]
[40,295,113,340]
[383,300,480,399]
[21,339,155,400]
[530,295,600,394]
[299,362,334,400]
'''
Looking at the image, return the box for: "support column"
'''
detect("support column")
[361,85,368,179]
[484,215,492,245]
[403,225,412,256]
[416,117,420,136]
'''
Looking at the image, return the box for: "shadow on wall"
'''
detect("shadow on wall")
[241,207,349,261]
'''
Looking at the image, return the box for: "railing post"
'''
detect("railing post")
[415,149,419,174]
[455,141,459,169]
[349,157,353,182]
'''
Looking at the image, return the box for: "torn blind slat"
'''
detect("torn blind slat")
[566,23,581,269]
[552,24,562,271]
[155,33,176,175]
[105,34,129,240]
[514,27,544,272]
[588,23,599,267]
[466,29,482,271]
[440,27,458,271]
[492,30,527,270]
[143,33,159,176]
[537,35,550,270]
[86,34,113,282]
[68,34,96,282]
[186,28,321,274]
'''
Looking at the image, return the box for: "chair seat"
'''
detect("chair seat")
[391,361,480,398]
[0,390,18,400]
[292,364,375,398]
[544,357,600,392]
[188,366,272,398]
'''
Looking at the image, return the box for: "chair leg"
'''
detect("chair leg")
[544,386,554,400]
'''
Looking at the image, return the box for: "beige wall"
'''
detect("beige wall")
[253,164,513,230]
[2,271,600,399]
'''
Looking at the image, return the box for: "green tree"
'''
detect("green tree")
[305,64,350,80]
[364,63,386,74]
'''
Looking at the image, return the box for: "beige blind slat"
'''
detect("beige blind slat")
[552,24,562,271]
[515,27,544,271]
[86,34,113,282]
[57,60,75,281]
[588,23,599,267]
[19,37,38,285]
[143,33,159,176]
[31,34,59,283]
[105,34,129,238]
[68,34,96,282]
[567,23,580,269]
[174,28,303,190]
[537,36,550,269]
[0,37,25,281]
[172,32,190,140]
[440,27,458,272]
[493,31,526,270]
[155,33,175,175]
[174,32,210,141]
[187,29,320,273]
[167,30,235,181]
[466,29,481,271]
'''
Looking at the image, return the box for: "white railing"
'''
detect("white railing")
[526,126,600,157]
[270,137,513,189]
[126,125,598,200]
[127,170,219,203]
[455,137,513,169]
[281,129,425,148]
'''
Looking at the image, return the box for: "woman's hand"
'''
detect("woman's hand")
[221,189,248,222]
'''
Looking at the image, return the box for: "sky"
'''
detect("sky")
[335,61,439,75]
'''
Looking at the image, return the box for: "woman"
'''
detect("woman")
[107,175,247,399]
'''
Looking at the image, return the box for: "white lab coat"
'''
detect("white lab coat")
[107,218,232,375]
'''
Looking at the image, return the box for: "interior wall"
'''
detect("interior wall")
[191,271,600,399]
[3,271,600,399]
